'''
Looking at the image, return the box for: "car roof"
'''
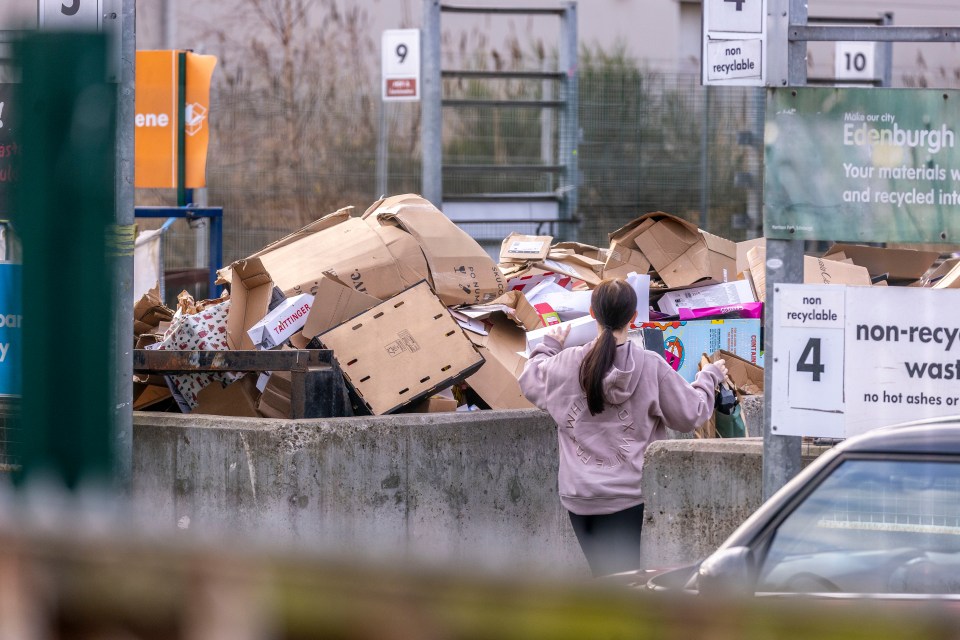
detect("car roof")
[839,417,960,455]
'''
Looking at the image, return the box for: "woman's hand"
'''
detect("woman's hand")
[712,358,728,379]
[547,323,571,348]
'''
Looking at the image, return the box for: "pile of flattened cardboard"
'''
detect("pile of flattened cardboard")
[132,199,947,418]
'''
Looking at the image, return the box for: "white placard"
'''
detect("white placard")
[702,0,766,86]
[773,285,960,438]
[834,42,877,82]
[705,0,763,33]
[39,0,102,31]
[382,29,420,102]
[706,39,762,82]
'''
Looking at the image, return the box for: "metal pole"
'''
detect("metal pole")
[420,0,442,207]
[879,12,894,88]
[376,96,388,197]
[762,0,807,501]
[558,1,578,241]
[177,51,187,208]
[162,0,176,48]
[113,0,136,488]
[699,86,711,231]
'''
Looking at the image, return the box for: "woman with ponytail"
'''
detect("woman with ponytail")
[519,278,727,577]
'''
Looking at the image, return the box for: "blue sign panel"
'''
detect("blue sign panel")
[0,263,22,396]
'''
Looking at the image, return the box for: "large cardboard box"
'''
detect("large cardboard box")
[823,243,939,284]
[465,314,533,410]
[319,281,485,415]
[746,245,872,302]
[627,213,736,288]
[240,215,428,302]
[364,194,506,306]
[640,319,762,383]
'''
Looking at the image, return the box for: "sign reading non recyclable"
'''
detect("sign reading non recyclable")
[702,0,766,86]
[382,29,420,102]
[772,284,960,438]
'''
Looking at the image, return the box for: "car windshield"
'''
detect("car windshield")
[757,457,960,595]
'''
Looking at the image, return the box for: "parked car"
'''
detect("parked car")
[640,418,960,599]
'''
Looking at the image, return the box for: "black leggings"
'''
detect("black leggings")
[568,503,645,577]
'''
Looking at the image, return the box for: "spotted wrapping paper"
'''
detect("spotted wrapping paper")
[148,299,240,410]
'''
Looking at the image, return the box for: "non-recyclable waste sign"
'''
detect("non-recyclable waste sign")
[772,284,960,438]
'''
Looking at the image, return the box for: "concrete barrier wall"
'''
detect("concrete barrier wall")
[133,395,792,575]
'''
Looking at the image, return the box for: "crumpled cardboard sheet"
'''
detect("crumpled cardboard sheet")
[148,298,240,411]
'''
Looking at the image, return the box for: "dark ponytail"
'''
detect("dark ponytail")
[579,279,637,415]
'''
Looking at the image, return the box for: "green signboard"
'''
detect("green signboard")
[765,87,960,242]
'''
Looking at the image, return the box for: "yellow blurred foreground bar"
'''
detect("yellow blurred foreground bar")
[0,527,959,640]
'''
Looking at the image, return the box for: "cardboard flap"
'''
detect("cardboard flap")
[319,281,485,415]
[465,315,533,410]
[226,258,274,350]
[468,290,543,332]
[302,275,381,338]
[823,243,940,282]
[746,245,872,303]
[248,207,353,259]
[708,349,763,395]
[255,216,414,301]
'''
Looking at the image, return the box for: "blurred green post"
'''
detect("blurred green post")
[11,33,116,488]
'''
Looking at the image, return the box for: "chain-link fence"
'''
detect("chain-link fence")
[146,64,765,293]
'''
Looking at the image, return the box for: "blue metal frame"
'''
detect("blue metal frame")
[134,205,223,296]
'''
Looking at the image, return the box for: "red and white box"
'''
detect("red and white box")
[247,293,314,350]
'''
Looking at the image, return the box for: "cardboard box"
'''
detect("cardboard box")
[640,319,762,383]
[300,275,381,340]
[746,245,873,302]
[823,243,940,284]
[409,395,460,413]
[604,220,654,281]
[193,374,262,418]
[240,215,427,302]
[257,370,292,418]
[708,349,763,396]
[657,280,756,316]
[225,258,275,350]
[627,212,736,288]
[465,314,533,410]
[500,233,553,263]
[246,293,314,350]
[216,208,354,286]
[319,281,485,415]
[735,237,766,278]
[365,194,506,306]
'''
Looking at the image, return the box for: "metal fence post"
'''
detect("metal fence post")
[421,0,442,207]
[762,0,807,501]
[559,1,578,240]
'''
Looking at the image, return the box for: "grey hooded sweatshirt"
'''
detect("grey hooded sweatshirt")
[519,335,722,516]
